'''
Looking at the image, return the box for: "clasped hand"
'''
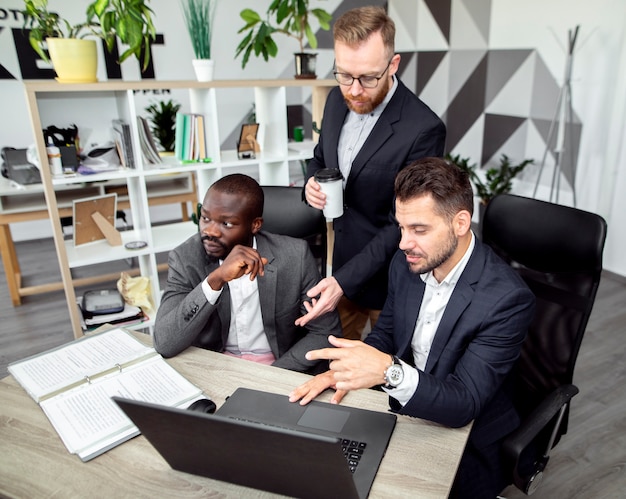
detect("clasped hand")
[207,245,268,290]
[288,335,390,405]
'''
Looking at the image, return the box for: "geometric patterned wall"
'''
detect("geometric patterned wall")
[312,0,581,194]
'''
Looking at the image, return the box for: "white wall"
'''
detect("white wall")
[487,0,626,276]
[1,0,624,277]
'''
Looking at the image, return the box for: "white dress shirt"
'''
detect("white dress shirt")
[200,238,271,356]
[383,232,476,405]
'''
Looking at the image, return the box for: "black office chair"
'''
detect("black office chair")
[261,185,327,276]
[482,194,607,495]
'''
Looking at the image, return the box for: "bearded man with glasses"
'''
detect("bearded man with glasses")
[298,6,446,341]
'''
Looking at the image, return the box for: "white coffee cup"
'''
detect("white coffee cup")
[314,168,344,219]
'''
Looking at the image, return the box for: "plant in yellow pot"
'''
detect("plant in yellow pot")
[22,0,157,83]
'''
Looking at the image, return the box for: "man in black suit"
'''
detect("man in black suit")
[291,158,536,497]
[298,6,446,339]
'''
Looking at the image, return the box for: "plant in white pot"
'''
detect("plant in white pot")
[22,0,156,83]
[181,0,217,81]
[236,0,332,79]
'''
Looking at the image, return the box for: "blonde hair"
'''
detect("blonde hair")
[333,6,395,58]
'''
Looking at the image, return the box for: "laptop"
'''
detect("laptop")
[113,387,397,498]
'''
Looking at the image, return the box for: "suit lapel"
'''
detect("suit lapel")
[323,92,348,170]
[255,235,279,355]
[347,81,405,184]
[400,272,425,360]
[424,243,485,373]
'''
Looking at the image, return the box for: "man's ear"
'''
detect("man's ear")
[251,217,263,234]
[454,210,472,236]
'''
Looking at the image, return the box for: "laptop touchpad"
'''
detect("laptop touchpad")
[297,405,350,433]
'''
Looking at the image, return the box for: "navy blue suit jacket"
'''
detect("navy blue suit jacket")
[365,238,535,494]
[306,79,446,309]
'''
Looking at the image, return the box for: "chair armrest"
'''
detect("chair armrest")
[502,384,579,493]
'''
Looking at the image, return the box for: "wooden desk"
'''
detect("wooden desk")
[0,334,471,498]
[0,174,196,306]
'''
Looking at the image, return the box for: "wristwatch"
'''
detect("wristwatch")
[383,355,404,388]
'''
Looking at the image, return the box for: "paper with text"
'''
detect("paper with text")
[8,328,154,402]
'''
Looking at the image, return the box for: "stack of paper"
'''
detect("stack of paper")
[7,328,203,462]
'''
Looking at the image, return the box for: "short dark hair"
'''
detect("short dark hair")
[210,174,264,219]
[333,6,395,58]
[394,157,474,220]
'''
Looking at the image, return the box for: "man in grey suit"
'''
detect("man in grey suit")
[290,158,535,497]
[154,174,341,374]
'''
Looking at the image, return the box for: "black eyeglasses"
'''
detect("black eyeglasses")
[333,58,393,89]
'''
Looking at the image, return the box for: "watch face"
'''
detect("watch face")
[386,364,404,387]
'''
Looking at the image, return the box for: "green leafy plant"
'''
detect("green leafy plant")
[236,0,332,69]
[190,202,202,231]
[22,0,157,70]
[145,99,181,152]
[181,0,217,59]
[446,153,534,205]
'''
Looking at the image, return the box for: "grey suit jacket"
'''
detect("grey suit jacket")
[154,231,341,373]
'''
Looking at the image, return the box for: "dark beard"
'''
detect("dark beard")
[406,230,458,275]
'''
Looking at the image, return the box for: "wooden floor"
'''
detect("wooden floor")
[1,237,625,498]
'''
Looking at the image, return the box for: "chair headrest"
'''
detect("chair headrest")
[482,194,606,273]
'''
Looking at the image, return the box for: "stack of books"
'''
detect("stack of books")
[137,116,162,165]
[112,119,135,168]
[174,112,209,162]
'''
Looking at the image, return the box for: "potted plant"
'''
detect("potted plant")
[181,0,217,81]
[447,153,534,230]
[447,153,534,205]
[236,0,332,79]
[145,99,181,153]
[22,0,156,82]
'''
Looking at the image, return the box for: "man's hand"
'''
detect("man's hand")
[288,370,348,406]
[290,336,391,406]
[207,245,268,290]
[304,176,326,210]
[295,277,344,327]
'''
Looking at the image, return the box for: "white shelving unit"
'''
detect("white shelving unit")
[23,79,335,338]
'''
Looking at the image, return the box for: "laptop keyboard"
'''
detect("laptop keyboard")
[342,439,367,473]
[226,416,367,473]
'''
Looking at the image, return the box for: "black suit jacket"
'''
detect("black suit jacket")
[365,240,536,495]
[306,79,446,309]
